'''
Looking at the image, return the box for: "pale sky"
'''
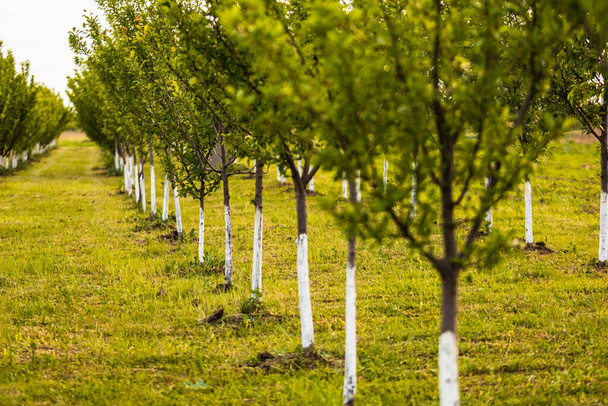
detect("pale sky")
[0,0,103,104]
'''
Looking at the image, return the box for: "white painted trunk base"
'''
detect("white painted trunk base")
[224,204,233,285]
[342,172,348,199]
[139,164,146,213]
[114,147,119,170]
[277,165,281,182]
[251,205,263,294]
[356,170,361,202]
[123,160,129,192]
[297,233,315,350]
[439,331,460,406]
[485,176,492,228]
[525,180,533,245]
[150,164,156,217]
[383,159,388,191]
[599,190,608,262]
[199,207,205,264]
[343,260,357,405]
[174,187,183,236]
[411,167,417,218]
[126,157,132,196]
[134,160,140,204]
[308,165,314,192]
[162,176,170,221]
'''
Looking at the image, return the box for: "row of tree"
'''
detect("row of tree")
[67,0,607,404]
[0,42,69,170]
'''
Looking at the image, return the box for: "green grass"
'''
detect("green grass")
[0,134,606,404]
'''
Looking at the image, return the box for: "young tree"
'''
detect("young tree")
[552,0,608,262]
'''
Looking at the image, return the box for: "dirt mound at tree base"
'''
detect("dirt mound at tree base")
[524,241,555,254]
[247,350,340,373]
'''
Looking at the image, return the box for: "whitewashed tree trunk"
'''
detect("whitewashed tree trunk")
[252,162,264,296]
[308,165,314,192]
[134,156,140,204]
[297,159,302,175]
[12,153,17,169]
[524,180,533,246]
[150,163,156,216]
[22,150,27,161]
[277,165,281,182]
[485,176,492,228]
[439,330,459,406]
[149,141,156,218]
[343,178,357,406]
[297,232,314,350]
[342,172,348,199]
[123,158,129,192]
[173,185,183,238]
[139,162,146,213]
[126,156,132,196]
[383,159,388,192]
[199,197,205,264]
[162,175,170,221]
[114,144,119,170]
[224,203,233,285]
[411,162,417,218]
[599,190,608,262]
[356,170,361,202]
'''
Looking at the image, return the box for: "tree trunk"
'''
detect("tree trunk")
[295,176,314,352]
[484,176,492,228]
[139,157,146,214]
[342,172,347,199]
[439,273,459,406]
[343,177,358,406]
[411,162,417,218]
[162,175,170,221]
[199,178,205,265]
[123,158,129,192]
[149,139,156,218]
[308,165,314,192]
[133,149,140,204]
[599,127,608,263]
[126,155,133,196]
[277,164,281,182]
[356,170,361,202]
[383,159,388,192]
[524,179,533,246]
[173,183,183,239]
[252,160,264,296]
[219,135,233,287]
[114,143,119,171]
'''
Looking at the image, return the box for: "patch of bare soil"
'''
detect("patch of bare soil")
[246,350,340,373]
[523,241,555,254]
[200,308,291,327]
[158,229,181,242]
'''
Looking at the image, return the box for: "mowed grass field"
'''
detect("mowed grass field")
[0,131,606,405]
